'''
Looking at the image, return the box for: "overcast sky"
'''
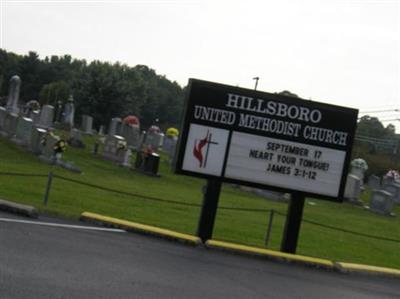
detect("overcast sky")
[1,0,399,121]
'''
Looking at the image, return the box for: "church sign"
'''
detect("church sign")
[175,79,358,202]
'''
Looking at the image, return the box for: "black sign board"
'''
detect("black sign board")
[175,79,358,202]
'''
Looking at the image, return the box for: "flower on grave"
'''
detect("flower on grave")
[123,115,140,126]
[53,139,67,153]
[386,169,399,180]
[143,144,154,157]
[117,140,127,152]
[149,125,161,133]
[166,127,179,137]
[40,128,55,146]
[351,158,368,171]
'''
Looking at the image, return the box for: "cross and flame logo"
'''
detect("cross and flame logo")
[193,130,219,168]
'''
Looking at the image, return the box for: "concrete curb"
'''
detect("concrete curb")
[205,240,334,270]
[206,240,400,278]
[0,199,38,218]
[334,262,400,278]
[80,212,201,246]
[79,212,400,278]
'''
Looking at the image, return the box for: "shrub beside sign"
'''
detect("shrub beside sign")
[175,79,358,202]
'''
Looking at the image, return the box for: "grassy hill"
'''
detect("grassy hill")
[0,134,399,269]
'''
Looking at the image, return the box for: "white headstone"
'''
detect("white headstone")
[3,113,18,137]
[98,125,105,135]
[5,75,21,114]
[382,183,400,204]
[344,174,362,200]
[30,110,41,125]
[121,123,140,149]
[15,117,33,146]
[350,166,365,183]
[108,118,122,136]
[162,135,178,162]
[70,128,82,140]
[369,190,395,216]
[30,127,47,154]
[81,115,93,134]
[145,131,163,150]
[37,105,54,128]
[102,135,128,164]
[42,134,60,159]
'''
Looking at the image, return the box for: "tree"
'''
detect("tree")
[17,51,42,102]
[0,49,185,128]
[356,115,387,138]
[39,81,70,105]
[385,123,396,135]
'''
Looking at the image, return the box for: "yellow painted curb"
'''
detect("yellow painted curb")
[336,262,400,277]
[81,212,201,246]
[206,240,334,269]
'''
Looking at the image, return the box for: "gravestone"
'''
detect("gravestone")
[30,127,47,154]
[158,133,165,148]
[0,106,6,131]
[382,174,400,186]
[24,100,40,118]
[344,174,362,202]
[134,151,160,176]
[62,95,75,129]
[15,117,33,146]
[68,128,85,148]
[108,118,122,136]
[162,135,178,163]
[3,113,18,137]
[37,105,54,129]
[237,185,287,202]
[144,130,163,150]
[55,100,63,123]
[254,189,288,202]
[138,130,146,149]
[122,149,132,167]
[41,134,60,161]
[382,182,400,204]
[102,135,129,165]
[351,167,365,182]
[121,123,140,150]
[367,175,381,190]
[81,115,93,135]
[30,110,41,125]
[98,125,105,135]
[368,190,395,216]
[350,158,368,184]
[5,75,21,114]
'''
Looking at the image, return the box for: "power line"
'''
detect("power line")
[380,119,400,122]
[359,109,399,114]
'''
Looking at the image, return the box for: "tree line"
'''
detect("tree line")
[0,49,397,140]
[0,49,185,129]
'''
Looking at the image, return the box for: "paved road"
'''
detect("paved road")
[0,211,399,299]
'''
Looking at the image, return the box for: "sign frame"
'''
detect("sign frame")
[175,79,358,202]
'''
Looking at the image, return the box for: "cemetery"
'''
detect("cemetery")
[0,74,400,271]
[0,74,176,174]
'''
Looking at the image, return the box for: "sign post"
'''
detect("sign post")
[175,79,358,247]
[281,192,305,253]
[197,179,222,242]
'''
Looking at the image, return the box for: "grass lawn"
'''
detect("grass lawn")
[0,134,399,269]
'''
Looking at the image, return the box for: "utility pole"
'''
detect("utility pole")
[253,77,259,90]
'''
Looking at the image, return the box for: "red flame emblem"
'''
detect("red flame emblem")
[193,131,210,167]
